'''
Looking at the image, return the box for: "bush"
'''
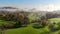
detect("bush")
[14,21,22,28]
[32,23,44,29]
[40,31,51,34]
[57,22,60,25]
[22,24,27,27]
[58,31,60,34]
[48,24,59,32]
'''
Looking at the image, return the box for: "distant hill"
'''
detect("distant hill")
[0,7,18,9]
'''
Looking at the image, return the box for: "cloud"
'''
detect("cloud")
[18,4,60,11]
[34,4,60,11]
[0,4,60,11]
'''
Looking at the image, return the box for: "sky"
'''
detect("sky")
[0,0,60,11]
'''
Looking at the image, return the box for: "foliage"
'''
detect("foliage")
[48,23,59,32]
[32,23,44,29]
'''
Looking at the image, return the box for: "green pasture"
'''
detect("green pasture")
[0,18,60,34]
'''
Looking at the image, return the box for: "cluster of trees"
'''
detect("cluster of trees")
[0,11,31,28]
[46,12,60,19]
[0,10,60,29]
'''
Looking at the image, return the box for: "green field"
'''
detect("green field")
[0,18,60,34]
[0,20,16,26]
[49,18,60,23]
[6,25,49,34]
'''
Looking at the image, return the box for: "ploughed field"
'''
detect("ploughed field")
[0,18,60,34]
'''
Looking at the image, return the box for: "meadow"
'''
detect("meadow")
[0,18,60,34]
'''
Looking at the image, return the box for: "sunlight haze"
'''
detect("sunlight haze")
[0,0,60,11]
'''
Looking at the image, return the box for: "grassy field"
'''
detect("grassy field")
[0,18,60,34]
[0,17,16,25]
[49,18,60,23]
[0,20,16,25]
[6,24,50,34]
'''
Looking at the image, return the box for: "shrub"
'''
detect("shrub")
[41,20,48,27]
[22,24,27,27]
[57,22,60,26]
[40,31,51,34]
[14,21,22,28]
[48,24,59,32]
[58,31,60,34]
[32,23,44,29]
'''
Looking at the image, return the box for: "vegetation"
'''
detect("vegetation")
[0,11,60,34]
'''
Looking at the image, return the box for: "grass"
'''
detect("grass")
[0,17,16,25]
[0,18,60,34]
[49,18,60,23]
[6,25,49,34]
[0,20,16,26]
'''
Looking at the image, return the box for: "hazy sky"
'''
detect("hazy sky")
[0,0,60,11]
